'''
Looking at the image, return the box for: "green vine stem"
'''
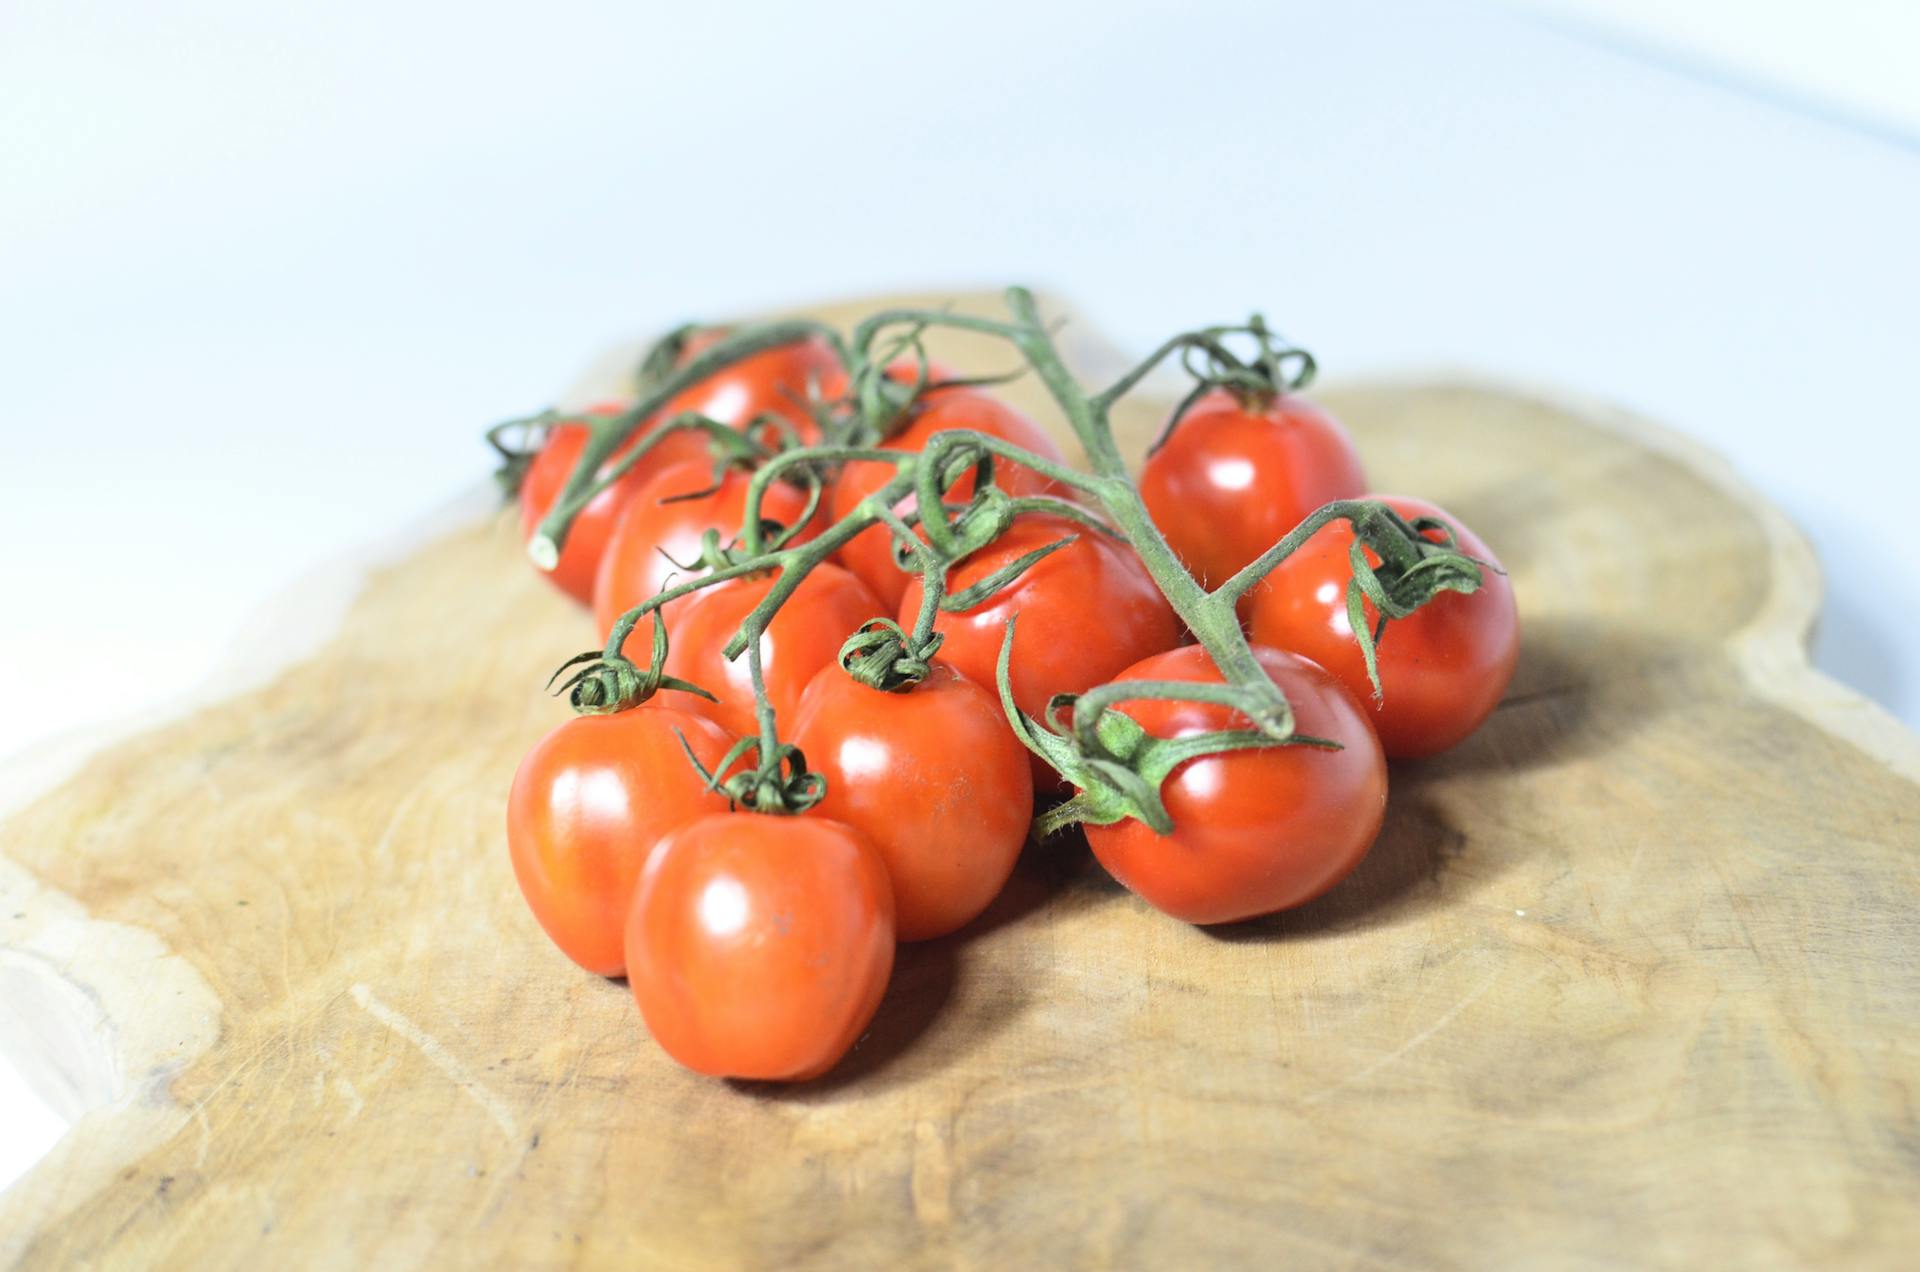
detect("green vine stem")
[539,288,1491,821]
[524,320,846,571]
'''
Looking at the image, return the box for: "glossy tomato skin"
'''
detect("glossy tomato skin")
[663,564,885,737]
[506,706,736,976]
[899,513,1182,735]
[1085,645,1386,925]
[1246,494,1517,758]
[1139,389,1367,606]
[832,388,1069,612]
[625,812,895,1081]
[519,406,714,604]
[663,337,841,447]
[593,458,822,652]
[792,663,1033,940]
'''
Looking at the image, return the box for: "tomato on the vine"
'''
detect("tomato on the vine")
[793,662,1033,940]
[506,705,736,976]
[899,512,1182,735]
[593,458,822,650]
[662,336,841,448]
[831,387,1068,611]
[519,405,714,604]
[1246,494,1517,758]
[624,811,895,1081]
[1139,388,1366,604]
[1084,645,1386,925]
[664,563,884,736]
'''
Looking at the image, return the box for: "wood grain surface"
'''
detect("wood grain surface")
[3,294,1918,1269]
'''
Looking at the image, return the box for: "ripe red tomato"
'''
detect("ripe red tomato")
[1139,388,1366,606]
[899,512,1182,736]
[664,563,884,736]
[519,405,713,604]
[593,458,822,652]
[1246,494,1518,758]
[1084,645,1386,924]
[792,663,1033,940]
[662,336,841,447]
[831,387,1069,611]
[506,705,736,976]
[625,811,895,1081]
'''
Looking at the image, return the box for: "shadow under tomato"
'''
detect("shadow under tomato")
[737,831,1098,1097]
[729,936,958,1098]
[1408,616,1682,779]
[1198,780,1502,943]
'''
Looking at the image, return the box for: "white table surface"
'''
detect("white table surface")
[3,0,1917,1196]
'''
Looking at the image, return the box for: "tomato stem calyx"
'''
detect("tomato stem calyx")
[991,622,1330,836]
[548,615,716,716]
[838,619,943,694]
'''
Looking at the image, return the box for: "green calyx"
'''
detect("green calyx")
[1147,314,1318,456]
[681,735,826,815]
[547,610,716,715]
[839,619,943,693]
[1343,504,1498,700]
[991,621,1330,838]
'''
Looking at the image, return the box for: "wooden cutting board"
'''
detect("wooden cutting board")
[4,293,1918,1269]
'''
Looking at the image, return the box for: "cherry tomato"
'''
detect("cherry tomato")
[1139,388,1366,607]
[831,387,1069,611]
[899,512,1182,737]
[625,811,895,1081]
[1084,645,1386,924]
[1246,494,1517,758]
[506,705,736,976]
[662,336,841,447]
[792,662,1033,940]
[519,405,714,604]
[593,458,822,653]
[664,563,884,736]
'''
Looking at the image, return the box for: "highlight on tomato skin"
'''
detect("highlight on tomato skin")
[1082,644,1387,926]
[792,662,1034,941]
[1246,493,1519,758]
[505,706,738,977]
[1139,388,1366,604]
[624,811,896,1082]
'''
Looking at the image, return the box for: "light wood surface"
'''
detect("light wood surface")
[3,294,1918,1269]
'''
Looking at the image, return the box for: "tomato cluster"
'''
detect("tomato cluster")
[501,301,1518,1083]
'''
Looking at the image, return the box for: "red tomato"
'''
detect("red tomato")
[625,811,895,1081]
[1139,388,1366,607]
[519,405,713,604]
[664,563,884,736]
[1246,494,1517,758]
[792,663,1033,940]
[662,336,841,447]
[899,513,1182,739]
[506,705,736,976]
[1084,645,1386,924]
[593,458,822,652]
[831,387,1069,611]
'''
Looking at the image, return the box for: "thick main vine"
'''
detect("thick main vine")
[525,287,1487,823]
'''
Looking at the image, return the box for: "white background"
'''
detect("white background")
[3,0,1917,1194]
